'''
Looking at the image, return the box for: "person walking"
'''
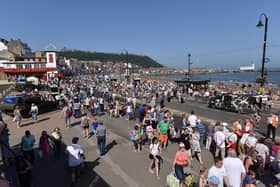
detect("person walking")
[191,127,203,164]
[188,110,197,128]
[214,126,226,159]
[148,137,161,180]
[13,105,22,128]
[96,121,106,155]
[21,130,35,164]
[130,125,141,152]
[29,103,38,121]
[16,156,32,187]
[196,119,206,147]
[206,122,215,151]
[266,113,279,141]
[66,137,84,186]
[172,142,190,187]
[92,117,98,135]
[158,116,170,150]
[62,104,72,128]
[81,113,90,138]
[208,157,230,187]
[223,149,246,187]
[51,127,62,159]
[39,131,51,159]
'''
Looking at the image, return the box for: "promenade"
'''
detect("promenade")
[3,100,272,186]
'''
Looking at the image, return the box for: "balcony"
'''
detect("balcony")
[3,67,57,73]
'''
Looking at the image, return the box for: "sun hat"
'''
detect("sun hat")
[207,176,220,185]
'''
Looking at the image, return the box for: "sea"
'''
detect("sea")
[166,71,280,85]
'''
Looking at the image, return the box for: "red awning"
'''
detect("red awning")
[3,67,57,73]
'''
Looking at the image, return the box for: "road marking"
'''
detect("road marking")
[89,175,100,187]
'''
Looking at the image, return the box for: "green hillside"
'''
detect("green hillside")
[59,50,163,68]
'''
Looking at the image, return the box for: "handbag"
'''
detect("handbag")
[166,171,180,187]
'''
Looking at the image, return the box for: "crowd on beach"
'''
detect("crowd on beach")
[1,74,280,187]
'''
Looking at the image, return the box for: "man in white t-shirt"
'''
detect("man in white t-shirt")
[66,137,84,185]
[223,149,246,187]
[188,111,197,127]
[214,126,226,159]
[208,157,230,187]
[238,130,250,156]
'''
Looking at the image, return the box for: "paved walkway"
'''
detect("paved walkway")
[3,106,270,187]
[4,109,212,187]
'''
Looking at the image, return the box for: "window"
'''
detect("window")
[16,64,23,69]
[40,64,46,68]
[34,63,40,69]
[25,64,31,69]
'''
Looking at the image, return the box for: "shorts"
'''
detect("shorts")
[127,112,132,117]
[149,154,160,160]
[160,133,168,142]
[83,125,89,129]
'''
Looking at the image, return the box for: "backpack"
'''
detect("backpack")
[66,108,72,117]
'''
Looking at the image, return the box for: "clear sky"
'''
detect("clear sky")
[1,0,279,69]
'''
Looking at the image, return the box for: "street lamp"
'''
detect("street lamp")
[187,53,192,81]
[121,50,129,83]
[256,13,268,92]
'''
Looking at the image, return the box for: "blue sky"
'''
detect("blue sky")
[1,0,279,69]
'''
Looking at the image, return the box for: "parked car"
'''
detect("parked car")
[0,94,57,118]
[209,93,259,114]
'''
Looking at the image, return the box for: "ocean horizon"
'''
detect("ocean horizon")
[166,71,280,85]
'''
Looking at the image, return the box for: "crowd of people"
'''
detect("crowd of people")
[1,74,280,187]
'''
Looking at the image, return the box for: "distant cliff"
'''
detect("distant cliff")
[59,50,163,68]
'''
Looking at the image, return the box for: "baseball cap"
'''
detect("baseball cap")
[207,176,220,185]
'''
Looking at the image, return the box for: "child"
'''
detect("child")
[198,165,207,187]
[149,137,161,180]
[92,117,98,134]
[130,125,141,152]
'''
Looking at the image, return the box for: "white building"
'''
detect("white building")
[0,41,8,51]
[240,64,255,71]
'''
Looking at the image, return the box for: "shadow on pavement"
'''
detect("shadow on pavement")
[21,117,50,127]
[7,138,111,187]
[105,140,117,155]
[31,140,111,187]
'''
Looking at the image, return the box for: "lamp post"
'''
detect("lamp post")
[256,13,268,92]
[125,50,129,83]
[187,53,192,81]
